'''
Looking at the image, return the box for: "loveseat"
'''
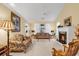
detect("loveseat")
[9,34,32,53]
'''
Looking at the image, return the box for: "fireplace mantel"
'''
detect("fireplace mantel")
[56,26,74,44]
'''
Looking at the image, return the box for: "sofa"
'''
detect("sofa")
[35,33,51,40]
[9,34,32,53]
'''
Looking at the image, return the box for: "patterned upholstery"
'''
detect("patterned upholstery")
[9,34,32,53]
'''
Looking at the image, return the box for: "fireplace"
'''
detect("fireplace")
[59,32,67,44]
[56,26,74,45]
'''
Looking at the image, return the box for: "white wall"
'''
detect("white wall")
[45,24,52,34]
[34,23,52,34]
[34,24,40,33]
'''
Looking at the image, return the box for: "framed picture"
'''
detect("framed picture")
[11,12,20,32]
[64,16,72,26]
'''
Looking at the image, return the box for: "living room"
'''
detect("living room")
[0,3,79,56]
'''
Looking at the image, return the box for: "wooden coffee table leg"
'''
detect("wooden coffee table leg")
[38,39,39,41]
[49,39,50,42]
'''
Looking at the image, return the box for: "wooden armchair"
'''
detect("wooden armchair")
[51,41,79,56]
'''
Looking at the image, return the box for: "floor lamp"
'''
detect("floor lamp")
[0,20,14,56]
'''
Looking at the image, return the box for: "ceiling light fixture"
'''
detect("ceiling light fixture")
[41,12,47,20]
[9,3,15,7]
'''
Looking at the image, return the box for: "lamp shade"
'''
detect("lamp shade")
[0,20,14,30]
[0,20,4,27]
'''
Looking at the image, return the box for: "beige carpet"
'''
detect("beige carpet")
[10,39,79,56]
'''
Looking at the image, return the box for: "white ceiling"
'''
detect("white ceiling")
[4,3,64,22]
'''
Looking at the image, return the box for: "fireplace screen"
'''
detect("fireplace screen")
[59,32,67,44]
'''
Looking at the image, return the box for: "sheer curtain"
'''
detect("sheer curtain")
[34,23,52,34]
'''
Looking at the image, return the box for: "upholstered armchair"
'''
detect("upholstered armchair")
[75,24,79,39]
[51,41,79,56]
[9,34,32,53]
